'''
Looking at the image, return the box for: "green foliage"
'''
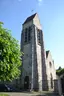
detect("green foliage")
[0,22,22,81]
[0,94,9,96]
[56,67,64,76]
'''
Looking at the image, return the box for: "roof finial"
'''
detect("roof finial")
[31,9,34,12]
[31,9,34,14]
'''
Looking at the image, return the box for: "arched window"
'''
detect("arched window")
[49,62,52,68]
[24,26,31,43]
[37,29,41,44]
[28,26,31,41]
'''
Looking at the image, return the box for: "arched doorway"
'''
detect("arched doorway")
[24,76,29,90]
[50,73,53,89]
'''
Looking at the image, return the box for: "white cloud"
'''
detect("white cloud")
[38,0,42,2]
[38,0,43,6]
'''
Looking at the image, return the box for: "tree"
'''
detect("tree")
[56,66,64,76]
[0,22,22,82]
[58,66,62,70]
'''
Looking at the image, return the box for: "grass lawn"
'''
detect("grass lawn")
[0,94,9,96]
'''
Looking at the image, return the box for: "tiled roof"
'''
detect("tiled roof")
[46,50,50,58]
[23,13,37,24]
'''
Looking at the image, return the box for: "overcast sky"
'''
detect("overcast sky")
[0,0,64,69]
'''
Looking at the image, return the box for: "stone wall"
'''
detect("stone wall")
[46,51,56,90]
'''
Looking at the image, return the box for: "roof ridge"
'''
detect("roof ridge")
[23,13,37,25]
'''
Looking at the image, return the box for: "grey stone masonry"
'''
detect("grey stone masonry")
[20,13,57,91]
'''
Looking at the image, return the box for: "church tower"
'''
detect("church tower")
[21,13,48,91]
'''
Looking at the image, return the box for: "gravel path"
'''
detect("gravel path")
[0,92,60,96]
[0,92,40,96]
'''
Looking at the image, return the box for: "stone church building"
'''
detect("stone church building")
[20,13,56,91]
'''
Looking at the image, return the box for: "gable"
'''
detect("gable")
[46,51,53,60]
[33,14,42,29]
[23,13,36,25]
[46,50,49,58]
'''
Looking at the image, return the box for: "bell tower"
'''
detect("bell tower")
[21,13,48,91]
